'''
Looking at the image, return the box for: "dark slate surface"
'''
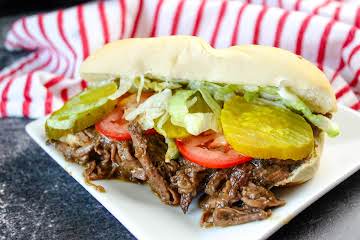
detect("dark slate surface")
[0,7,360,240]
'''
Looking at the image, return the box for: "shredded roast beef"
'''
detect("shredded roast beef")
[171,158,209,213]
[51,122,302,228]
[128,122,180,205]
[201,206,272,227]
[251,159,302,188]
[241,182,285,209]
[200,164,253,211]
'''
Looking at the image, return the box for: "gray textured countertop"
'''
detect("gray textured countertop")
[0,10,360,240]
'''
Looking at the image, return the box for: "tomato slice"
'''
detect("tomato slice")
[176,132,252,168]
[95,93,156,141]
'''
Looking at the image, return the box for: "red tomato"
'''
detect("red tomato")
[95,93,156,141]
[175,132,252,168]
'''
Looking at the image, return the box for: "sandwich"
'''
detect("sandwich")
[45,36,339,227]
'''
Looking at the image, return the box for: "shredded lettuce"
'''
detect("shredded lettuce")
[168,90,196,126]
[198,87,221,117]
[183,113,220,135]
[125,89,172,130]
[254,98,286,109]
[189,81,237,101]
[153,113,180,162]
[168,90,220,135]
[165,138,179,162]
[279,86,339,137]
[244,90,259,102]
[109,77,133,100]
[259,86,281,100]
[307,114,339,137]
[154,112,170,137]
[134,77,182,92]
[136,75,145,103]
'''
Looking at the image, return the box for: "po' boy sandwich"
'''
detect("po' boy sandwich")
[46,36,339,227]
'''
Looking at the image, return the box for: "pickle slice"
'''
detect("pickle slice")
[46,82,118,140]
[221,96,314,160]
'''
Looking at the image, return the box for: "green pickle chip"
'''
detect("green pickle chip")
[221,96,314,160]
[46,82,118,140]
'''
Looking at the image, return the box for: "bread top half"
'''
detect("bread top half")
[80,36,337,114]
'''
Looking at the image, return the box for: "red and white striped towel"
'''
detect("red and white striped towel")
[1,0,360,118]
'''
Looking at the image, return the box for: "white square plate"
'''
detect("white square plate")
[26,105,360,240]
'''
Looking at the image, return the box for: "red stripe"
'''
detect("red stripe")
[119,0,127,39]
[9,21,36,49]
[294,0,301,10]
[22,53,53,117]
[231,3,248,46]
[347,45,360,65]
[335,85,350,99]
[295,14,313,55]
[192,0,207,36]
[331,27,356,82]
[171,0,186,35]
[34,53,53,72]
[81,80,87,90]
[53,51,62,73]
[278,0,283,8]
[342,26,356,52]
[21,18,38,43]
[210,0,227,47]
[77,5,90,60]
[355,8,360,28]
[0,77,15,117]
[333,5,341,21]
[149,0,164,37]
[61,56,71,77]
[350,69,360,87]
[312,0,331,14]
[331,60,344,83]
[38,14,55,49]
[44,90,53,115]
[60,88,68,102]
[130,0,143,38]
[98,1,110,44]
[351,101,360,110]
[22,73,34,118]
[57,10,78,77]
[44,76,64,88]
[0,52,40,83]
[316,20,335,71]
[9,27,26,43]
[50,53,60,74]
[274,11,289,47]
[38,14,61,74]
[253,6,268,45]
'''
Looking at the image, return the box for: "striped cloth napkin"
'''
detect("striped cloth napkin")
[1,0,360,118]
